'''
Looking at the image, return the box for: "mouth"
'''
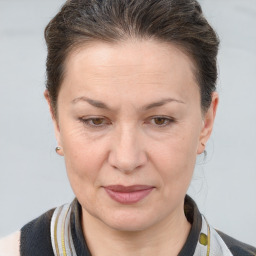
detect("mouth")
[104,185,155,204]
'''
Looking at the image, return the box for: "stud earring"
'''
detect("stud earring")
[55,146,61,153]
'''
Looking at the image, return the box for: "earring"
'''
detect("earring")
[55,146,61,153]
[203,149,207,158]
[201,142,207,160]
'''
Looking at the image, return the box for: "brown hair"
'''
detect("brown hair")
[45,0,219,115]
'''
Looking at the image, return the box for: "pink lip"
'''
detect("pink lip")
[104,185,154,204]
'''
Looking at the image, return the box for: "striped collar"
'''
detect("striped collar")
[50,195,233,256]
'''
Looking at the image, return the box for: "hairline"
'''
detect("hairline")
[51,37,206,119]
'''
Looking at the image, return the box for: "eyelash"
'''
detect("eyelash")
[79,116,175,129]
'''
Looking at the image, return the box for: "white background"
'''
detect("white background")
[0,0,256,247]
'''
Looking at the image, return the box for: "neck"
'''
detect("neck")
[81,205,191,256]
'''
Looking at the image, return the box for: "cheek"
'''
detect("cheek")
[152,124,200,191]
[60,125,108,195]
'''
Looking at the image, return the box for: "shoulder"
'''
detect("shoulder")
[216,230,256,256]
[0,208,55,256]
[0,231,21,256]
[20,208,55,255]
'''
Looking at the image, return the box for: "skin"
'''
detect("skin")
[45,39,218,256]
[0,231,20,256]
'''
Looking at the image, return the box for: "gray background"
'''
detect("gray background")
[0,0,256,247]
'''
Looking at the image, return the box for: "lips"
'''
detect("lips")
[104,185,154,204]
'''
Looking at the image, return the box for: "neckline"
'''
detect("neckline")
[70,195,202,256]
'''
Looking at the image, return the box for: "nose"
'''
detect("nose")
[108,125,147,173]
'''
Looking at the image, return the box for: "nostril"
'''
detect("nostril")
[108,150,148,173]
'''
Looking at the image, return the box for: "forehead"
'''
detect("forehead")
[60,39,199,106]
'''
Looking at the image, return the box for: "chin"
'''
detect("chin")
[105,219,154,232]
[97,208,159,232]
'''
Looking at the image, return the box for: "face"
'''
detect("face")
[46,39,218,232]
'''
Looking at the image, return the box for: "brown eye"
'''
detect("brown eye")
[154,117,167,126]
[150,116,174,127]
[79,117,108,129]
[91,118,104,125]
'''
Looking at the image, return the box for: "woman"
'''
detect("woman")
[0,0,255,255]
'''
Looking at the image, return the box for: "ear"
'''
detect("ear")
[44,90,64,156]
[197,92,219,154]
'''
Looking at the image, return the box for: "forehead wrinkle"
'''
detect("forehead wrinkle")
[71,96,185,113]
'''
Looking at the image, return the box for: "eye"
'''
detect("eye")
[79,116,174,129]
[150,116,174,127]
[79,117,109,128]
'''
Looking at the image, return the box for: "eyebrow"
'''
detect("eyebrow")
[72,96,185,111]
